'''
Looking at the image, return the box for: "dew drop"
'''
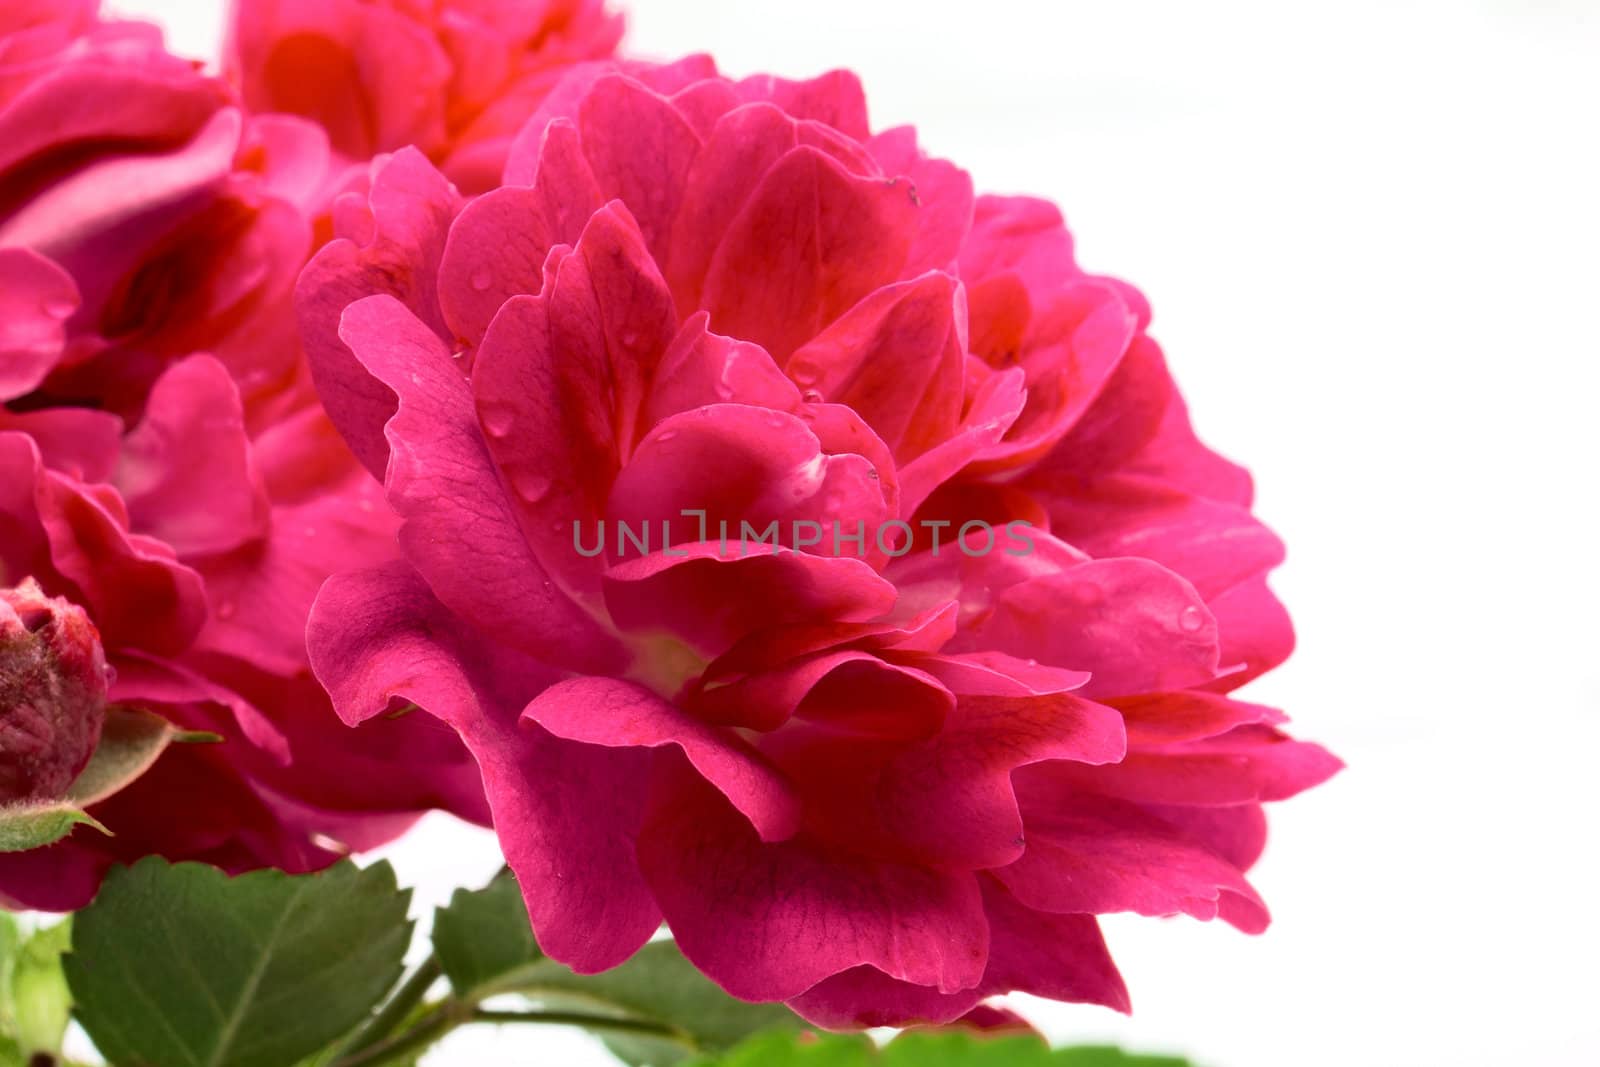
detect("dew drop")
[42,298,76,320]
[512,471,552,502]
[654,430,678,444]
[217,601,237,620]
[482,408,514,437]
[1178,605,1205,633]
[801,389,824,404]
[469,267,493,292]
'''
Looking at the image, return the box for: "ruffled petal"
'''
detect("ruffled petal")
[308,561,660,971]
[336,293,623,670]
[638,769,988,1002]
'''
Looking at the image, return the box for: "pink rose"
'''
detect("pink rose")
[226,0,623,193]
[302,57,1340,1027]
[0,4,486,909]
[0,2,333,427]
[1,579,111,802]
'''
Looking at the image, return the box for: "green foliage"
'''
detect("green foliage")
[431,870,801,1064]
[64,857,412,1067]
[12,858,1205,1067]
[684,1031,1198,1067]
[0,803,107,853]
[512,941,804,1065]
[0,707,205,853]
[11,920,72,1057]
[66,709,202,807]
[432,870,542,998]
[0,915,82,1065]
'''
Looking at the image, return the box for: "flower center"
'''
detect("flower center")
[623,633,709,703]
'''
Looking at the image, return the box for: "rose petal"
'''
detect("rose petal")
[336,293,623,670]
[698,145,918,362]
[116,355,270,557]
[0,247,78,400]
[296,148,463,477]
[638,769,988,1001]
[603,543,898,658]
[308,561,661,971]
[968,557,1221,699]
[524,676,801,841]
[998,784,1270,934]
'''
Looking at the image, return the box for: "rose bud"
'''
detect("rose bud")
[1,579,111,803]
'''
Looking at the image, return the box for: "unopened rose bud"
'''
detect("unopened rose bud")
[1,580,110,802]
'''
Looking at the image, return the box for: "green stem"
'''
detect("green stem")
[328,955,443,1061]
[329,1001,694,1067]
[329,999,466,1067]
[471,1008,690,1042]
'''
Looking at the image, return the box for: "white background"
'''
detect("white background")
[105,2,1600,1065]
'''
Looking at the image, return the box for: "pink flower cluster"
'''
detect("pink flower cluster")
[0,0,1337,1029]
[0,0,506,907]
[301,60,1339,1025]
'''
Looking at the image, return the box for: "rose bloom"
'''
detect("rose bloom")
[0,0,485,909]
[301,55,1341,1026]
[225,0,623,193]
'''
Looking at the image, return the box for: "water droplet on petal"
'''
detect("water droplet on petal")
[43,298,77,320]
[801,389,824,404]
[1178,605,1205,633]
[654,430,678,444]
[469,267,493,292]
[217,601,237,620]
[512,471,551,502]
[482,409,514,437]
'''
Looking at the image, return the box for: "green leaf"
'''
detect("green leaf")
[0,803,107,853]
[432,870,542,998]
[64,857,414,1067]
[429,871,800,1065]
[0,912,18,1031]
[0,708,194,853]
[884,1032,1195,1066]
[508,941,804,1066]
[1049,1048,1196,1067]
[684,1032,1198,1067]
[685,1031,873,1067]
[66,707,190,807]
[11,920,72,1057]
